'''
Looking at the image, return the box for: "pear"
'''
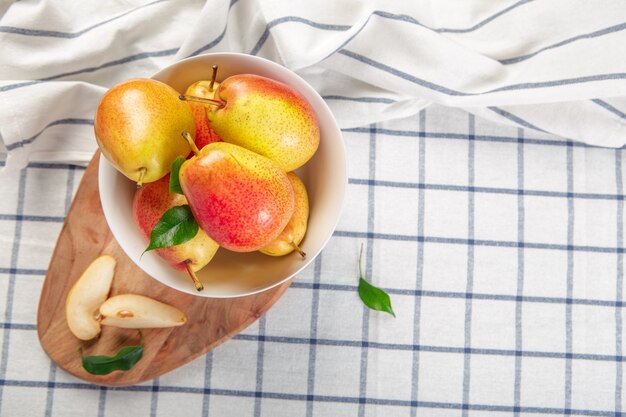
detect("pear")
[133,176,219,291]
[260,172,309,257]
[65,255,187,337]
[179,142,295,252]
[100,294,186,328]
[184,65,223,150]
[94,78,195,186]
[65,255,115,340]
[181,74,320,172]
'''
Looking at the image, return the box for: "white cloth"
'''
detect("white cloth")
[1,0,626,173]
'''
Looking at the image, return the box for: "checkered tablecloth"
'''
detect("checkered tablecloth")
[2,1,626,416]
[2,102,626,416]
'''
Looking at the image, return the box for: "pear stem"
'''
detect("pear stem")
[209,64,218,91]
[182,131,200,156]
[179,94,225,108]
[184,261,204,291]
[290,241,306,258]
[136,167,147,188]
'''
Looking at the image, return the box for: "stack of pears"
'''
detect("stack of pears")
[94,66,318,291]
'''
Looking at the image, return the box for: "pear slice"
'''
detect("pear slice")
[65,255,116,340]
[100,294,186,328]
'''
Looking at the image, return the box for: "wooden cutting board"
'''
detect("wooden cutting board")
[36,152,291,386]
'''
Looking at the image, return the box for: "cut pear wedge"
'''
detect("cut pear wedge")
[100,294,186,328]
[65,255,116,340]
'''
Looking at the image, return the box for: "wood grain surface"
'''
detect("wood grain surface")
[36,152,291,386]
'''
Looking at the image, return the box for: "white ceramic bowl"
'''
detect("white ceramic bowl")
[98,52,346,298]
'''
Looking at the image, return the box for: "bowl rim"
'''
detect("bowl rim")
[98,51,348,298]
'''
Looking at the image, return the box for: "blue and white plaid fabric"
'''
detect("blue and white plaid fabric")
[2,1,626,416]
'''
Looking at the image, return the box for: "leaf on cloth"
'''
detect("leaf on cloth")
[357,244,395,317]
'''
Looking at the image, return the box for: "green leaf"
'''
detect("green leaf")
[145,205,198,252]
[356,243,395,317]
[81,345,144,375]
[358,277,396,317]
[169,156,185,195]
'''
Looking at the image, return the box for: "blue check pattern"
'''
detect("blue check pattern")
[1,103,625,416]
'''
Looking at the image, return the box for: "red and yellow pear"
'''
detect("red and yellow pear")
[184,65,223,150]
[260,172,309,257]
[133,176,219,291]
[181,74,319,172]
[179,142,295,252]
[94,78,195,186]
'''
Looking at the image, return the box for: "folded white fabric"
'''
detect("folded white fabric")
[1,0,625,172]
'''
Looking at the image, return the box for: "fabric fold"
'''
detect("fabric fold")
[1,0,625,173]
